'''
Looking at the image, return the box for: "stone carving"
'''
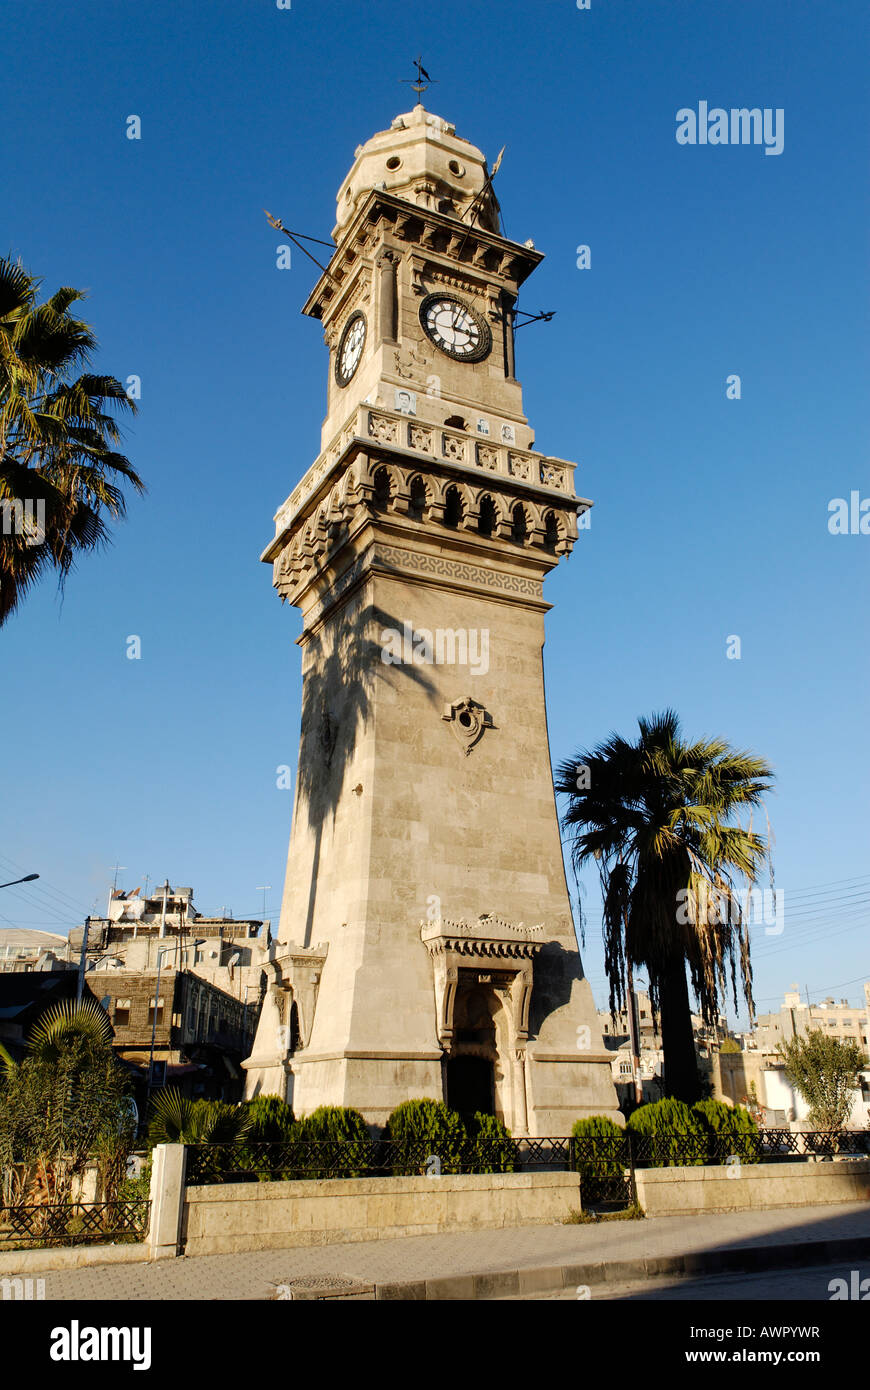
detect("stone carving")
[441,696,493,754]
[507,454,531,480]
[409,425,433,452]
[442,433,465,462]
[376,545,541,598]
[540,463,565,489]
[476,445,499,470]
[368,412,398,443]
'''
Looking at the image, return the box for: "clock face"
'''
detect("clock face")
[419,294,492,362]
[335,311,366,386]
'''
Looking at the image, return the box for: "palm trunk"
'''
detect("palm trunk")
[658,955,701,1103]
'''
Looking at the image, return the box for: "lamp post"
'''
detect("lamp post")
[146,946,172,1095]
[0,873,39,888]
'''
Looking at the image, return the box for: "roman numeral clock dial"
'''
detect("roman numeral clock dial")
[420,294,492,362]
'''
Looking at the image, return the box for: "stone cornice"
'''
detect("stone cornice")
[303,189,544,322]
[262,403,588,566]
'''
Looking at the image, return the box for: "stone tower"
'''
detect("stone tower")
[243,105,620,1134]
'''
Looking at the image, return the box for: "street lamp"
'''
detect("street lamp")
[146,946,173,1095]
[0,874,39,888]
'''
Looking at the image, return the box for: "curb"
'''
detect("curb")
[370,1235,870,1300]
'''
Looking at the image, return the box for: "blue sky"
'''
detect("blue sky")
[1,0,867,1027]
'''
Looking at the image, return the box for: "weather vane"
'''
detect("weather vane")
[400,55,437,102]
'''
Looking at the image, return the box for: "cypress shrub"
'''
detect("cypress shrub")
[693,1099,759,1164]
[243,1095,295,1142]
[291,1105,371,1177]
[570,1115,627,1195]
[466,1112,516,1173]
[626,1098,709,1166]
[383,1098,467,1175]
[238,1095,296,1182]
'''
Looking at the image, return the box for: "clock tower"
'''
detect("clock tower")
[243,104,620,1134]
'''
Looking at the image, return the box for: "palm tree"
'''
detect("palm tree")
[556,710,773,1102]
[0,255,144,625]
[147,1089,252,1145]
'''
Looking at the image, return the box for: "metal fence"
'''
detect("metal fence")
[185,1136,570,1186]
[0,1200,151,1249]
[185,1128,870,1211]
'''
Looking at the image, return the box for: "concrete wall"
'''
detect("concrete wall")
[181,1171,581,1256]
[635,1159,870,1217]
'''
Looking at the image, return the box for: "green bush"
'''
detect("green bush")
[292,1105,370,1143]
[243,1095,295,1142]
[466,1111,516,1173]
[570,1115,627,1196]
[626,1098,709,1166]
[291,1105,371,1177]
[693,1099,759,1164]
[383,1098,467,1175]
[235,1096,296,1181]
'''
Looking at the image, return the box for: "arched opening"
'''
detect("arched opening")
[511,502,528,545]
[289,1001,301,1054]
[446,1055,495,1119]
[409,476,427,521]
[478,495,497,537]
[543,510,559,553]
[372,467,392,511]
[443,485,464,528]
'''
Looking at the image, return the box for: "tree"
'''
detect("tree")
[146,1090,252,1146]
[778,1030,866,1130]
[556,710,773,1103]
[0,255,144,624]
[0,1000,133,1206]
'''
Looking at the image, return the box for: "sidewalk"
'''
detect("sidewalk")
[16,1201,870,1300]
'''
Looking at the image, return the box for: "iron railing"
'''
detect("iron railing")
[185,1128,870,1208]
[185,1136,570,1185]
[0,1200,150,1249]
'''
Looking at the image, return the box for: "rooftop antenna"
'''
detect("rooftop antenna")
[107,864,127,917]
[400,55,437,105]
[255,886,272,922]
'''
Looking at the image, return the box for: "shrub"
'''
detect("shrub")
[693,1099,759,1163]
[383,1098,467,1175]
[292,1105,369,1143]
[465,1112,516,1173]
[235,1096,297,1182]
[291,1105,371,1177]
[570,1115,627,1200]
[626,1098,709,1166]
[243,1095,295,1142]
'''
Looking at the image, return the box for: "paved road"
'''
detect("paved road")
[10,1203,869,1301]
[510,1260,856,1300]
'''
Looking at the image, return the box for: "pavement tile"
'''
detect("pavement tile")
[14,1202,869,1301]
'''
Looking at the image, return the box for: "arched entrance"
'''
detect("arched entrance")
[422,916,541,1135]
[446,1054,494,1118]
[445,982,499,1120]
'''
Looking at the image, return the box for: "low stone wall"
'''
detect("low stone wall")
[182,1171,581,1256]
[634,1158,870,1217]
